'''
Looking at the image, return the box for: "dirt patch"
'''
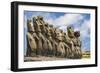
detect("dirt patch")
[24,56,66,62]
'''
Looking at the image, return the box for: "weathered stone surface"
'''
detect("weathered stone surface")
[26,16,82,59]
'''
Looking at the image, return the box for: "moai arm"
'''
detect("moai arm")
[27,32,37,51]
[32,33,40,40]
[39,33,46,41]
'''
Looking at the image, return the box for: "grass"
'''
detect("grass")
[82,51,90,58]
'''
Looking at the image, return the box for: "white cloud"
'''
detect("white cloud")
[80,20,90,38]
[45,13,84,29]
[31,12,54,20]
[59,25,67,32]
[55,14,83,25]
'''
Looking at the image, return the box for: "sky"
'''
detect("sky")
[24,11,91,55]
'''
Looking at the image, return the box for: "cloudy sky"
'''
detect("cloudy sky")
[24,11,90,54]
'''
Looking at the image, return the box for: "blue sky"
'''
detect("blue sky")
[24,11,90,55]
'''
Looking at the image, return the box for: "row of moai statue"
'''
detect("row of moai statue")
[26,16,82,59]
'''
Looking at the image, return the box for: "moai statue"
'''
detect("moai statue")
[50,28,58,56]
[33,16,49,56]
[67,26,76,58]
[67,26,82,59]
[26,19,37,57]
[40,23,52,56]
[62,32,70,58]
[40,23,49,56]
[62,32,72,58]
[46,25,54,56]
[73,31,82,58]
[32,17,43,56]
[56,29,66,57]
[40,22,54,56]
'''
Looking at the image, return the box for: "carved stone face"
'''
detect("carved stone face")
[67,26,73,32]
[27,19,34,32]
[55,29,63,41]
[67,26,75,38]
[38,16,43,20]
[74,31,80,37]
[33,17,37,22]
